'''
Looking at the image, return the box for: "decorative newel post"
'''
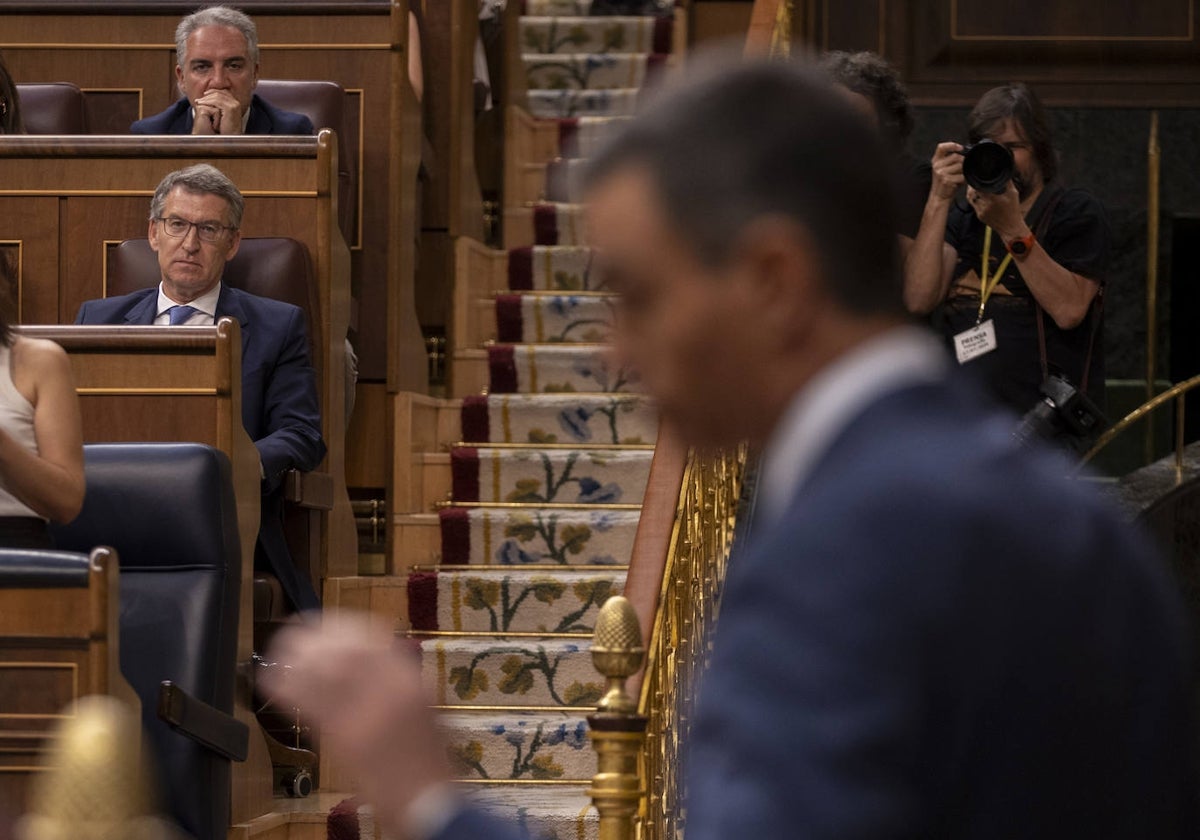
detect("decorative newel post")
[588,596,648,840]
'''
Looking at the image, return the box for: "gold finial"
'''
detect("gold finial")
[16,695,179,840]
[591,595,645,715]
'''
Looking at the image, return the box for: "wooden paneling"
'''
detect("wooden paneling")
[0,200,57,324]
[0,548,124,822]
[802,0,1200,106]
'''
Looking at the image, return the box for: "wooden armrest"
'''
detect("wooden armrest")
[282,469,334,510]
[157,681,249,763]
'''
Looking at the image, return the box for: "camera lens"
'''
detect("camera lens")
[963,140,1014,194]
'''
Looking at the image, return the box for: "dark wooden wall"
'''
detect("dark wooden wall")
[800,0,1200,106]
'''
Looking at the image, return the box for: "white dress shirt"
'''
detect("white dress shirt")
[154,282,221,326]
[755,326,949,528]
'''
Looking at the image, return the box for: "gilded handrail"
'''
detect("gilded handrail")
[638,446,747,840]
[1080,372,1200,484]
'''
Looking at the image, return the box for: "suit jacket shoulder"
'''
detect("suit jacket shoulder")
[130,99,191,135]
[75,287,159,324]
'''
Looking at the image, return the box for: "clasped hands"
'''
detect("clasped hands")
[192,89,247,135]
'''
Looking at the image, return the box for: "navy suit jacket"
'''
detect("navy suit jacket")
[434,375,1197,839]
[76,285,325,611]
[130,94,314,135]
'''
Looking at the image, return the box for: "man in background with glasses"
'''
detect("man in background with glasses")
[75,163,325,613]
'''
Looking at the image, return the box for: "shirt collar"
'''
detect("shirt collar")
[157,282,222,320]
[756,325,949,527]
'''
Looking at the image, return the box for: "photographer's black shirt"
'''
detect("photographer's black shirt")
[940,185,1112,414]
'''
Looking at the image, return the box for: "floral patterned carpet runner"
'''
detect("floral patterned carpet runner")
[331,4,671,838]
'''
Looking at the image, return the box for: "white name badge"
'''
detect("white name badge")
[953,319,997,364]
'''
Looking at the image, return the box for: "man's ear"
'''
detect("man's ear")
[225,229,241,262]
[731,215,824,347]
[175,63,185,98]
[148,218,160,251]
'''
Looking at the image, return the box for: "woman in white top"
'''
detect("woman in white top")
[0,260,85,547]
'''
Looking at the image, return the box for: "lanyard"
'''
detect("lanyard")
[977,225,1013,325]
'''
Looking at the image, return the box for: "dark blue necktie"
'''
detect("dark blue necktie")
[167,304,199,326]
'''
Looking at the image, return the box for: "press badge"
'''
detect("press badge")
[953,319,997,364]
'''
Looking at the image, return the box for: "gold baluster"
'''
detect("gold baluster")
[588,595,647,840]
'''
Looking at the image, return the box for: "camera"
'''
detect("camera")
[961,139,1014,194]
[1012,374,1107,453]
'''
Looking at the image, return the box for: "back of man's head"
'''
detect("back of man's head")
[584,56,903,319]
[176,5,259,68]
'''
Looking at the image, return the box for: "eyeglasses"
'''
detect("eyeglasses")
[155,216,236,243]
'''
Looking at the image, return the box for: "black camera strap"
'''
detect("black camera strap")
[1027,185,1100,393]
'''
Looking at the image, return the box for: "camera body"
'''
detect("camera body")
[962,139,1015,194]
[1013,374,1107,453]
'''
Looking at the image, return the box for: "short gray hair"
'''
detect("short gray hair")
[149,163,245,228]
[176,6,259,69]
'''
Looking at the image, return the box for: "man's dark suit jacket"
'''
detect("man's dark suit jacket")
[76,285,326,612]
[429,374,1197,839]
[130,94,314,135]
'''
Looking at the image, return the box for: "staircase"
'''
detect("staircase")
[324,2,679,837]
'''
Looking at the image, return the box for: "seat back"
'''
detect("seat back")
[50,444,241,840]
[105,237,320,365]
[14,82,87,134]
[256,79,356,242]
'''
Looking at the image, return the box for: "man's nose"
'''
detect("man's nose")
[181,226,202,249]
[209,66,229,88]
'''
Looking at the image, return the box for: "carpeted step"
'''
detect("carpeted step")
[525,0,671,15]
[528,87,641,119]
[465,784,597,840]
[444,711,596,781]
[525,0,597,13]
[409,567,626,634]
[555,115,631,158]
[543,158,590,203]
[528,202,587,246]
[507,246,606,293]
[487,344,638,394]
[461,393,655,445]
[439,506,641,567]
[423,636,602,707]
[520,15,672,56]
[496,293,616,344]
[525,52,666,92]
[328,785,598,840]
[450,446,653,505]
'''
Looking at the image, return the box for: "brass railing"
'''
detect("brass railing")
[587,446,748,840]
[1082,374,1200,484]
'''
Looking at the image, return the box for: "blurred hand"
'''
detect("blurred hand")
[929,142,965,202]
[965,179,1028,241]
[263,613,453,831]
[191,89,247,135]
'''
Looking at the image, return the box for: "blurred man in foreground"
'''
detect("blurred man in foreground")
[266,59,1196,838]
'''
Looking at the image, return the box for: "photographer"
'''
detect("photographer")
[904,83,1111,415]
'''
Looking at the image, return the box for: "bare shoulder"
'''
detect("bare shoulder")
[11,336,72,381]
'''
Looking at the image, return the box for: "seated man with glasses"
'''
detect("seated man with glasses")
[75,163,325,613]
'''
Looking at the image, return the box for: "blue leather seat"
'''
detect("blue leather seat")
[51,443,245,840]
